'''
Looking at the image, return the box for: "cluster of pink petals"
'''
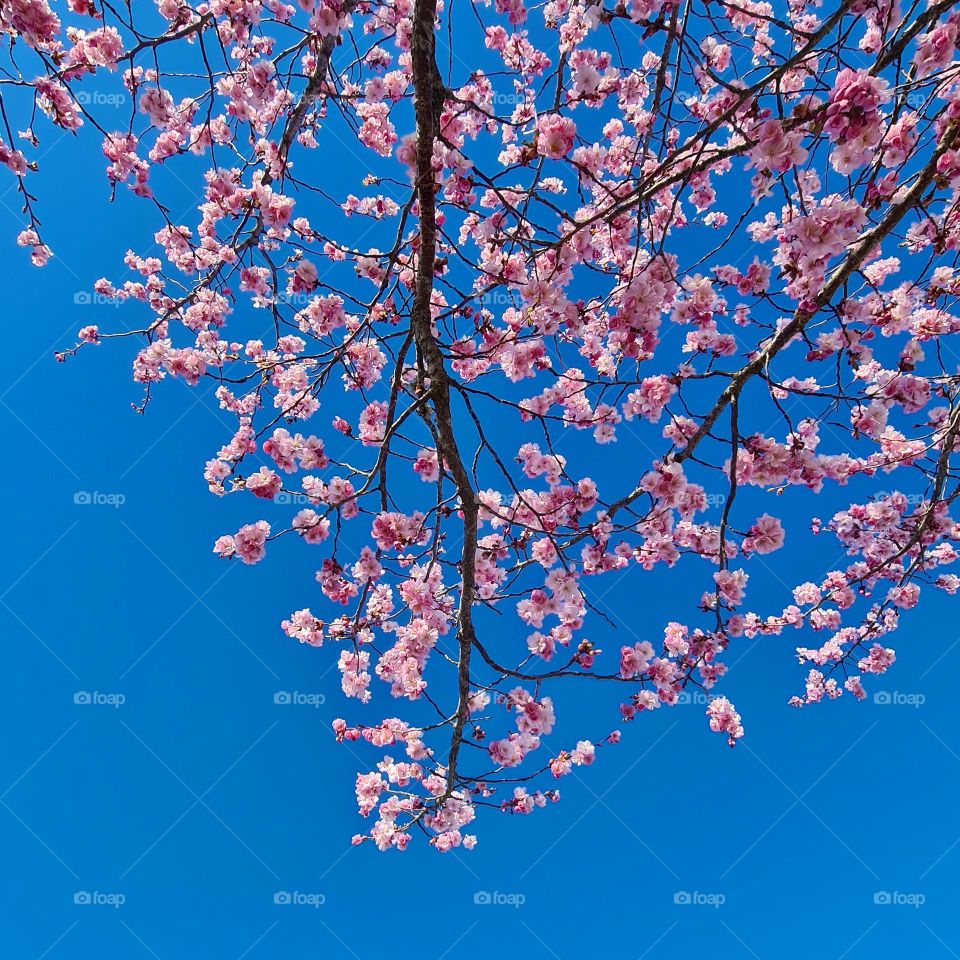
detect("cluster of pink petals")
[8,0,960,851]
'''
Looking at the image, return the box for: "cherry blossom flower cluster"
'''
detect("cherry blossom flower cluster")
[5,0,960,848]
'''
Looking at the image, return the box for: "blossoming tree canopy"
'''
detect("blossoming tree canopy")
[4,0,960,851]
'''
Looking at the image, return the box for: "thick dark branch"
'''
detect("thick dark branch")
[410,0,477,798]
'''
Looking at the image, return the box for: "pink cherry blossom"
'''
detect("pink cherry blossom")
[12,0,960,851]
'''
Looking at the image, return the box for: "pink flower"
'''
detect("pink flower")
[570,740,595,765]
[707,697,744,746]
[371,511,428,551]
[536,114,576,158]
[246,467,282,500]
[282,608,324,646]
[413,448,440,482]
[233,521,270,564]
[823,68,891,173]
[858,644,896,675]
[747,118,807,174]
[619,641,654,678]
[623,375,676,423]
[744,514,785,555]
[913,21,957,79]
[212,535,236,559]
[714,569,748,606]
[19,0,958,855]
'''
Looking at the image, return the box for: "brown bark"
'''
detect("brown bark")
[410,0,477,796]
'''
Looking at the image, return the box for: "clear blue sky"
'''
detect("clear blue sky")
[2,49,959,960]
